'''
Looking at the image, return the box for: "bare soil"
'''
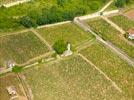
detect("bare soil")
[125,9,134,19]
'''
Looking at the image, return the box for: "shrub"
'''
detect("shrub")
[115,0,126,8]
[57,0,65,6]
[53,40,67,54]
[36,15,48,25]
[20,16,37,28]
[12,66,23,73]
[89,1,99,10]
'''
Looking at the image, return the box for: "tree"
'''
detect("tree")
[57,0,66,6]
[102,0,108,3]
[36,15,48,25]
[125,0,130,3]
[20,16,37,28]
[53,40,67,54]
[89,1,99,10]
[115,0,126,8]
[12,66,23,73]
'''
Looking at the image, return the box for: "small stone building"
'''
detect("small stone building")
[5,60,16,68]
[128,28,134,40]
[6,86,17,96]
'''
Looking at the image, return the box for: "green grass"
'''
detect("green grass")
[80,42,134,99]
[37,22,95,48]
[23,55,125,100]
[0,31,49,66]
[109,15,134,31]
[86,18,134,58]
[0,0,108,33]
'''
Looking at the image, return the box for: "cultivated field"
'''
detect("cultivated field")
[86,18,134,58]
[109,14,134,31]
[22,55,125,100]
[0,73,27,100]
[0,31,49,67]
[80,41,134,99]
[37,22,95,48]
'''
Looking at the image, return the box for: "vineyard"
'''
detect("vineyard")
[0,31,49,67]
[23,55,126,100]
[109,15,134,31]
[37,22,95,48]
[86,18,134,58]
[80,42,134,98]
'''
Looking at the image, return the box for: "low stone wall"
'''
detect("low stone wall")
[0,0,31,8]
[37,21,71,29]
[78,10,119,20]
[0,67,12,75]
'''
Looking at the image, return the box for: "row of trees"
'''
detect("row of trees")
[20,0,132,28]
[20,6,86,28]
[19,0,107,28]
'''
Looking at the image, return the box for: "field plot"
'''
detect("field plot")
[0,73,27,100]
[37,23,95,48]
[0,31,49,66]
[109,15,134,31]
[80,42,134,99]
[23,56,125,100]
[86,18,134,58]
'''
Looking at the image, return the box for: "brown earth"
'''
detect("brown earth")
[125,9,134,19]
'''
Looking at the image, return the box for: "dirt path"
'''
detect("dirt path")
[99,0,114,12]
[31,29,53,51]
[76,39,95,52]
[101,16,126,34]
[19,84,28,100]
[78,53,122,93]
[17,73,33,100]
[0,29,30,38]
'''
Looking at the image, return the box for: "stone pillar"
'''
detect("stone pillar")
[67,43,71,51]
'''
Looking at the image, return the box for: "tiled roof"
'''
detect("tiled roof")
[128,28,134,34]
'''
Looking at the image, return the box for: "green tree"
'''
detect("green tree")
[20,16,37,28]
[57,0,65,6]
[89,1,99,10]
[12,66,23,73]
[53,40,67,54]
[115,0,126,8]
